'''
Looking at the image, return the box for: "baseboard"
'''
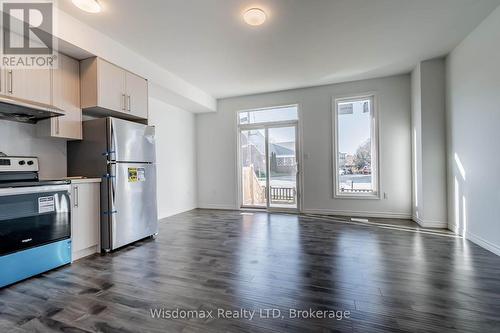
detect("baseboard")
[465,231,500,256]
[72,245,99,262]
[158,205,198,220]
[197,203,238,210]
[448,223,459,233]
[301,208,411,220]
[412,216,448,229]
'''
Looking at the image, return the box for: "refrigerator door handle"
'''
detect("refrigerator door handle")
[106,163,118,250]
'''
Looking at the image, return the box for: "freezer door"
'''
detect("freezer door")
[109,118,156,163]
[108,162,158,250]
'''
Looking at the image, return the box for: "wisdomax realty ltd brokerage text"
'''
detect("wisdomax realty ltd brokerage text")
[150,307,351,321]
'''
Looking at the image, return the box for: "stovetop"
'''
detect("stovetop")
[0,179,71,189]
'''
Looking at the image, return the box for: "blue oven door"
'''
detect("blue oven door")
[0,185,71,257]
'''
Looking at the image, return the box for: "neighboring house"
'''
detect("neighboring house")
[269,143,295,173]
[241,131,296,175]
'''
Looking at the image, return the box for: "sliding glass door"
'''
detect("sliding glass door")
[238,105,299,211]
[268,126,297,209]
[240,129,267,208]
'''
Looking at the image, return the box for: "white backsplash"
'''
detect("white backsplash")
[0,120,67,179]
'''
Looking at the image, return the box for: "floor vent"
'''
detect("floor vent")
[351,218,369,223]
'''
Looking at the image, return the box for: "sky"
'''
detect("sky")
[338,100,371,154]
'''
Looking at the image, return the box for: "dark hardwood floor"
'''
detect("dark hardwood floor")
[1,209,500,332]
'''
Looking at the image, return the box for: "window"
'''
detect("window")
[239,105,298,125]
[334,95,378,197]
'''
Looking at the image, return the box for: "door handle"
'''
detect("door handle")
[127,95,131,111]
[74,185,79,207]
[7,70,13,93]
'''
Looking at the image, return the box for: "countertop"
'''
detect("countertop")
[67,178,102,184]
[41,177,102,184]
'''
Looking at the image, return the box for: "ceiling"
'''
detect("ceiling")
[59,0,500,99]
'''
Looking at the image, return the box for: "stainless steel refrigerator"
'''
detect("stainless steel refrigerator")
[68,117,158,251]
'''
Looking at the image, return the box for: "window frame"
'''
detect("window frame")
[332,94,380,199]
[236,104,301,212]
[237,104,299,126]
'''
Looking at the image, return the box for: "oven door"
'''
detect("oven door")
[0,185,71,256]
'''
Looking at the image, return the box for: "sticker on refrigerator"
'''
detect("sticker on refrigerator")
[137,168,146,182]
[128,167,146,182]
[38,196,55,213]
[128,168,138,182]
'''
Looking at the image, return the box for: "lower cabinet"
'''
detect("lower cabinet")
[71,180,101,261]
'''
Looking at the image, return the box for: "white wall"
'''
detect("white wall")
[446,5,500,255]
[197,75,412,218]
[411,59,448,228]
[411,64,423,223]
[0,120,66,179]
[148,98,197,219]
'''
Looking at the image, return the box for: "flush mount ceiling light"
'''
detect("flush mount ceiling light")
[72,0,102,13]
[243,8,267,26]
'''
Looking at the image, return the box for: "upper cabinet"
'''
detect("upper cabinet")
[80,57,148,120]
[37,52,82,140]
[125,71,148,119]
[1,67,51,105]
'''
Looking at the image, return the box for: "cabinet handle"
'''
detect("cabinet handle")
[7,70,13,93]
[74,186,79,207]
[122,93,126,110]
[56,117,60,135]
[127,95,131,111]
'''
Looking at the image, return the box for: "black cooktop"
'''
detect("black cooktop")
[0,180,71,189]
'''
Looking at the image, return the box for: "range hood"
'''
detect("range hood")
[0,95,65,124]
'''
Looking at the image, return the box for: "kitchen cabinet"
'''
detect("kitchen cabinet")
[97,58,126,112]
[80,57,148,120]
[71,179,101,261]
[37,52,82,140]
[125,71,148,119]
[4,67,52,105]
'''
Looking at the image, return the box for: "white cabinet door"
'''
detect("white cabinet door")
[8,67,52,105]
[71,182,100,261]
[80,57,148,120]
[125,71,148,119]
[52,53,82,140]
[38,53,82,140]
[97,59,126,113]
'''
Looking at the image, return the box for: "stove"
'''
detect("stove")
[0,156,72,288]
[0,156,70,188]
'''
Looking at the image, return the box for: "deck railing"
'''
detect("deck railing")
[270,186,296,204]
